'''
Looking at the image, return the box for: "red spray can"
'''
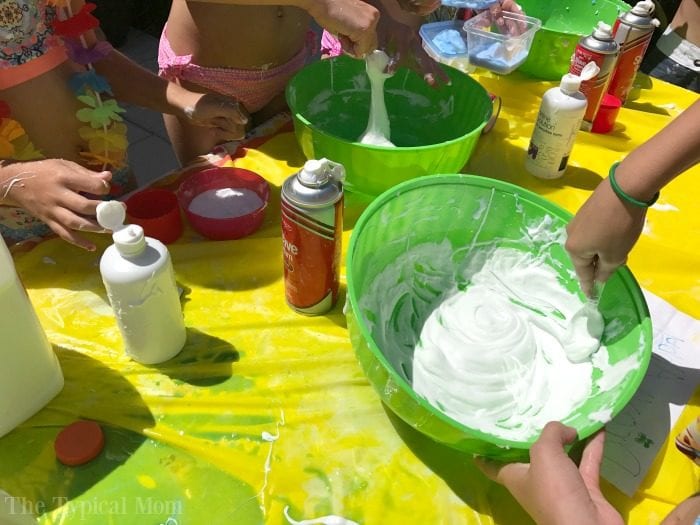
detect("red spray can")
[281,158,345,315]
[608,0,660,104]
[569,22,620,131]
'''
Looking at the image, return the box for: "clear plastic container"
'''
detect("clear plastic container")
[463,10,542,74]
[419,20,474,74]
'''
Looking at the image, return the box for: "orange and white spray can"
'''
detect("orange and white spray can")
[281,158,345,315]
[569,22,620,131]
[608,0,660,104]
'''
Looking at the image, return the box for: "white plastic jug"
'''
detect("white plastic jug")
[0,237,64,438]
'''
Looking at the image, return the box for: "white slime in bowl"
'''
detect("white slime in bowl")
[188,187,263,219]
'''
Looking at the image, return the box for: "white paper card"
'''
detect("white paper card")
[601,290,700,496]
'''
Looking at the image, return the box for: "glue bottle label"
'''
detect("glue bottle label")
[526,105,585,178]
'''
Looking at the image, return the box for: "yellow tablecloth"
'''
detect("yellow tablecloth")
[1,72,698,525]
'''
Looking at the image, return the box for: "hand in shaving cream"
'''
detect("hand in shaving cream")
[566,99,700,298]
[565,170,647,298]
[476,422,624,525]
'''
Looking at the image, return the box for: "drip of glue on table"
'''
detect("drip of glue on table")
[358,50,396,147]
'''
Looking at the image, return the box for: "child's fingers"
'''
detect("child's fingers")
[66,169,112,196]
[53,206,106,234]
[579,430,606,489]
[45,218,97,252]
[475,456,528,488]
[211,118,247,141]
[218,99,249,125]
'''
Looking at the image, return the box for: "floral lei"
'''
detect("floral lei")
[0,1,127,188]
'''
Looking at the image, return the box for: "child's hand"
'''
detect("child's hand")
[476,422,624,525]
[182,92,250,142]
[565,176,647,298]
[307,0,380,58]
[486,0,527,34]
[378,14,450,86]
[0,159,112,251]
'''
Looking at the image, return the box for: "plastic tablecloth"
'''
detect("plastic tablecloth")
[1,71,698,525]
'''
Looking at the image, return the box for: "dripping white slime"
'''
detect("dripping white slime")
[358,50,395,147]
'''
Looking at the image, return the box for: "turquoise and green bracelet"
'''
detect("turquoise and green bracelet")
[608,162,660,208]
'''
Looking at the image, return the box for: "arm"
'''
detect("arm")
[66,0,248,140]
[93,51,248,141]
[0,160,112,251]
[565,99,700,296]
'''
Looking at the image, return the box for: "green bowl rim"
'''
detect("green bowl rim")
[285,59,493,152]
[346,173,652,449]
[520,0,631,37]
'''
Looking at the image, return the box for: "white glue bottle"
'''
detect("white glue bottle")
[525,61,600,179]
[96,201,186,365]
[0,236,64,438]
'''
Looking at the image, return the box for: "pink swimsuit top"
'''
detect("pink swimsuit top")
[0,0,60,69]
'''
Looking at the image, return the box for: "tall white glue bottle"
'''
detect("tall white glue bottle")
[525,61,600,179]
[0,236,64,438]
[96,201,186,365]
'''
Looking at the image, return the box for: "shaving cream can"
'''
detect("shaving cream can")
[608,1,659,103]
[281,159,345,315]
[569,22,620,131]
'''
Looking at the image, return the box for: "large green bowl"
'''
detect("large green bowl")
[285,56,492,197]
[518,0,630,80]
[346,175,652,460]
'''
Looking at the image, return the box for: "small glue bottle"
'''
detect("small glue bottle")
[525,61,600,179]
[96,201,186,364]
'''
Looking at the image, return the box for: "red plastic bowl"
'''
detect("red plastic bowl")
[176,167,270,240]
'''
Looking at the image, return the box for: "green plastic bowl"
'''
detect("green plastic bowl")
[346,175,652,459]
[518,0,630,80]
[285,56,492,197]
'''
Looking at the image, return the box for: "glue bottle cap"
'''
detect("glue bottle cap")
[560,62,600,94]
[96,201,146,257]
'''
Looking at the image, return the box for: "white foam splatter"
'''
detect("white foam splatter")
[283,507,359,525]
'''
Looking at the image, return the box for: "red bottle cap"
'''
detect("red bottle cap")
[592,94,622,134]
[54,420,105,466]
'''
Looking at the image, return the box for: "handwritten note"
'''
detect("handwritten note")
[601,290,700,497]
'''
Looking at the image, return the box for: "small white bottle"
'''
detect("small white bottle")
[525,62,600,179]
[0,236,64,438]
[96,201,186,365]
